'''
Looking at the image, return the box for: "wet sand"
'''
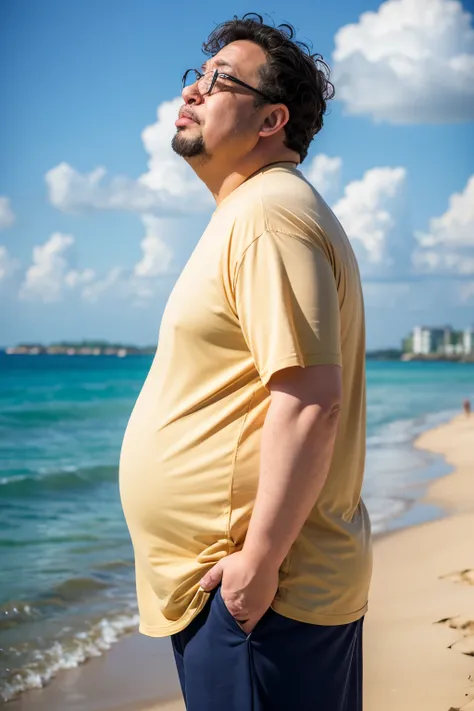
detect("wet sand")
[365,414,474,710]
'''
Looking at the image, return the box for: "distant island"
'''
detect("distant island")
[2,341,156,357]
[2,336,474,362]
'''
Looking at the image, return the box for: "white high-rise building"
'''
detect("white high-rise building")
[412,326,448,355]
[464,327,473,355]
[412,326,428,354]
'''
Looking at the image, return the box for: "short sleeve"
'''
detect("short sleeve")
[234,230,341,387]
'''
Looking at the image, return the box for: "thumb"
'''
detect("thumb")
[200,560,224,591]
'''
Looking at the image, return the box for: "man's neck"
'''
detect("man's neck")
[189,150,300,205]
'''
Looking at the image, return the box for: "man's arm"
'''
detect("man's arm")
[242,362,342,571]
[200,363,342,631]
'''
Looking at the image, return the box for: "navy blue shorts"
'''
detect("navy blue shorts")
[171,586,363,711]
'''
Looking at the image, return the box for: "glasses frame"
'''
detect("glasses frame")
[182,68,275,103]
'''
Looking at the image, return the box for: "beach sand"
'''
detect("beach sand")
[365,413,474,711]
[7,414,474,711]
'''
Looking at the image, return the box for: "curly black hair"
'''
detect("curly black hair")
[202,13,335,162]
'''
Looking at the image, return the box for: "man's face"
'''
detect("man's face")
[172,40,268,163]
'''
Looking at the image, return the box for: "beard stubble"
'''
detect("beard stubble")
[171,129,206,158]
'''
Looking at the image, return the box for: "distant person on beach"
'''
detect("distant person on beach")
[463,398,471,416]
[120,13,371,711]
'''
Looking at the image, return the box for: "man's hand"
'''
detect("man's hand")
[199,551,280,635]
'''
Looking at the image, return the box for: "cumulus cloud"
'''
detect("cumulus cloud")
[19,233,95,303]
[81,266,125,303]
[413,174,474,275]
[0,197,15,230]
[333,0,474,124]
[46,98,211,216]
[134,215,173,277]
[64,268,96,288]
[53,214,176,304]
[415,174,474,249]
[18,212,178,306]
[304,155,342,201]
[45,164,163,214]
[332,166,407,275]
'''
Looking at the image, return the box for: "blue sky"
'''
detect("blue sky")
[1,0,473,348]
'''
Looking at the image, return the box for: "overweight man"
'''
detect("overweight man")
[120,13,372,711]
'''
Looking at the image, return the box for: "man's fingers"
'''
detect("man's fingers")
[199,561,223,591]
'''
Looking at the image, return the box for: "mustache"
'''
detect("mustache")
[178,106,200,124]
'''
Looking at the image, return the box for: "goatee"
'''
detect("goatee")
[171,131,206,158]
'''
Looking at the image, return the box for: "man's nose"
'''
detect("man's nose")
[182,82,203,105]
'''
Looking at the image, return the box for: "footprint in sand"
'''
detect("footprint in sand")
[436,616,474,656]
[436,569,474,708]
[436,569,474,656]
[440,570,474,586]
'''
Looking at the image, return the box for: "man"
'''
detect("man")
[120,13,372,711]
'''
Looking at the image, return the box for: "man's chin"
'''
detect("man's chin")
[171,132,206,159]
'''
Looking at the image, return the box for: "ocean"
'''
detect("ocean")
[0,354,472,702]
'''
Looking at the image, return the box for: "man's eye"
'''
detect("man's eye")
[215,77,231,89]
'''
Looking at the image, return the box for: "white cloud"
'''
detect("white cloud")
[413,174,474,275]
[64,268,96,288]
[19,233,95,303]
[304,155,342,201]
[81,264,164,305]
[333,0,474,124]
[81,266,124,303]
[0,197,15,230]
[415,174,474,249]
[412,250,474,275]
[46,98,211,216]
[45,163,175,215]
[0,246,19,281]
[134,215,173,277]
[332,166,407,274]
[76,216,175,303]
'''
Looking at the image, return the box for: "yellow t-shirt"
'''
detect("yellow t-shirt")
[119,162,372,637]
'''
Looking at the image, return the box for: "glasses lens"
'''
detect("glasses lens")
[182,69,199,89]
[182,69,214,94]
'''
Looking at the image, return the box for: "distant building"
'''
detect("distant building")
[407,325,473,357]
[412,326,446,355]
[411,326,425,354]
[464,327,473,355]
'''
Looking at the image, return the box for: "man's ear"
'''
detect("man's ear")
[259,104,290,138]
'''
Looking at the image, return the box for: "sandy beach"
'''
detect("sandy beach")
[365,413,474,711]
[5,413,474,711]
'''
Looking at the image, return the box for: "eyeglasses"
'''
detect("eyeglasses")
[182,68,274,103]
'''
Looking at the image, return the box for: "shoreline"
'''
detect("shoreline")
[4,413,473,711]
[364,413,474,710]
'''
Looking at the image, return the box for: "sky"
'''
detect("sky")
[1,0,473,349]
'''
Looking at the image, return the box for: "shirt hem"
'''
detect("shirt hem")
[260,353,342,386]
[138,598,368,638]
[270,599,368,626]
[138,592,211,638]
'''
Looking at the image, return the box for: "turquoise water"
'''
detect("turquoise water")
[0,354,473,701]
